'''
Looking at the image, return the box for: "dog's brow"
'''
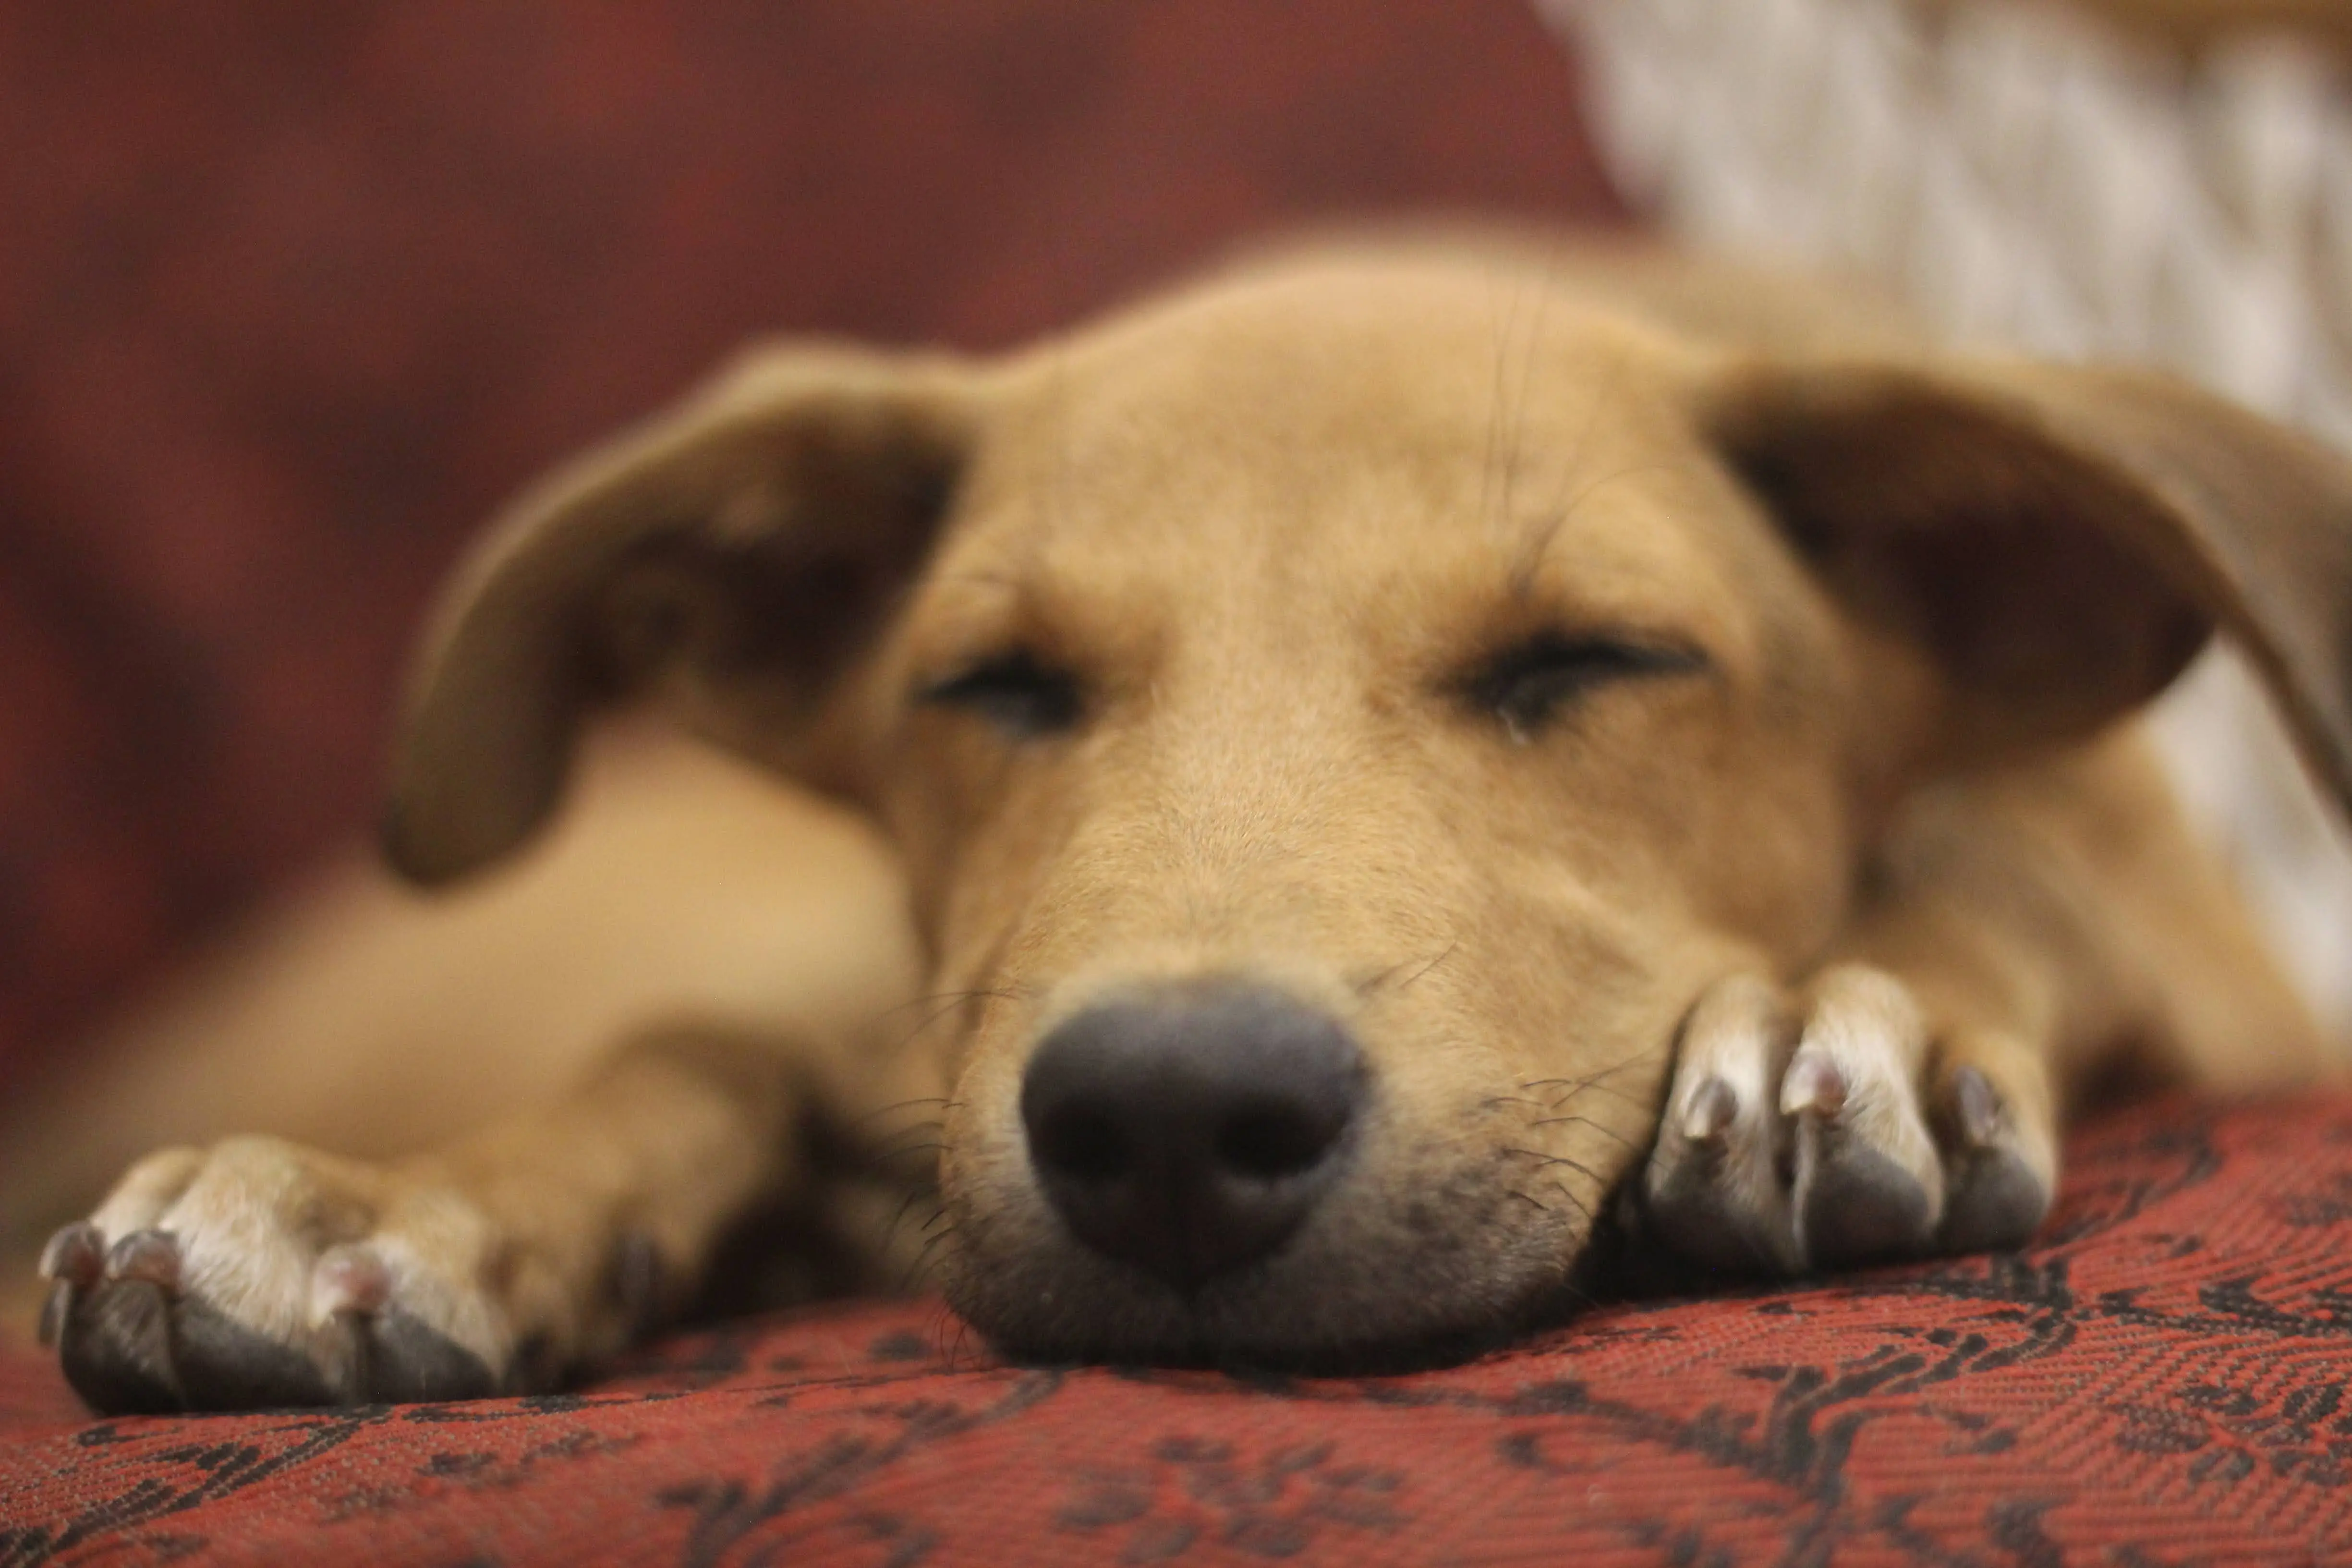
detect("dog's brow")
[1503,459,1694,605]
[1480,272,1553,553]
[1504,345,1631,598]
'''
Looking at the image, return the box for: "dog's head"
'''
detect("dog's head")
[382,245,2352,1361]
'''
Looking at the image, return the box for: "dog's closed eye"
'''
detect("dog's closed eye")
[918,650,1083,737]
[1464,633,1709,741]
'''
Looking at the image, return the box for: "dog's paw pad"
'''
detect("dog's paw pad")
[1792,1128,1936,1266]
[168,1296,341,1410]
[363,1309,500,1403]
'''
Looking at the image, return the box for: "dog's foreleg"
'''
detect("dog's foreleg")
[35,1029,802,1413]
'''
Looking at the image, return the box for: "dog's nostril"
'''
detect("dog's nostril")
[1034,1108,1131,1182]
[1215,1106,1340,1180]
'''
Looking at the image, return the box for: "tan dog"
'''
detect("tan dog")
[10,235,2351,1413]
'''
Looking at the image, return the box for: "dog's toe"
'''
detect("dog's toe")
[1782,968,1944,1267]
[1935,1062,2055,1252]
[1640,974,1800,1273]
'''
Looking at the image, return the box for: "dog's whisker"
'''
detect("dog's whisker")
[1506,343,1626,594]
[846,1096,954,1130]
[1520,1049,1664,1112]
[1522,1115,1642,1153]
[901,1225,961,1293]
[1350,938,1461,1000]
[879,1185,934,1249]
[1394,941,1459,995]
[1501,1146,1607,1185]
[886,995,993,1055]
[873,988,1026,1024]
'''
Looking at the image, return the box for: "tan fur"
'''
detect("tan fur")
[8,236,2348,1398]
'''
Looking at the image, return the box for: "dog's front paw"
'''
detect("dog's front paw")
[1634,967,2056,1276]
[36,1137,532,1412]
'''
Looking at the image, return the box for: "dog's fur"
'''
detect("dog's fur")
[8,235,2351,1412]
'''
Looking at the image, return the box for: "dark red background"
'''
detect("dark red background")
[0,0,1622,1085]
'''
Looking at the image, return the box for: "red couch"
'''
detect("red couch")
[6,1094,2350,1562]
[5,5,2347,1563]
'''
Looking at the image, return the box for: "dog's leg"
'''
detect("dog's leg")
[35,1030,801,1412]
[1636,733,2331,1276]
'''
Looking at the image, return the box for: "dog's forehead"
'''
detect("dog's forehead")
[995,257,1693,465]
[918,257,1759,655]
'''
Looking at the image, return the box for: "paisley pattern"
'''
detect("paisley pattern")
[5,1093,2351,1564]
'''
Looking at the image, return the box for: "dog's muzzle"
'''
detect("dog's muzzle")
[1018,978,1368,1293]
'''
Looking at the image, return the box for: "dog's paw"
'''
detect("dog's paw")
[36,1137,535,1412]
[1633,967,2055,1275]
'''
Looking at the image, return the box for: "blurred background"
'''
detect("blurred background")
[0,0,1623,1092]
[4,0,2349,1099]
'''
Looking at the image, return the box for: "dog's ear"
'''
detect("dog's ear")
[384,344,984,886]
[1700,356,2352,811]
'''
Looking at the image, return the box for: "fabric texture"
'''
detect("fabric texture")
[5,1092,2351,1564]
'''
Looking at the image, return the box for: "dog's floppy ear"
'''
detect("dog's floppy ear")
[384,344,984,886]
[1700,356,2352,811]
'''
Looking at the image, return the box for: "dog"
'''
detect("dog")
[9,233,2350,1414]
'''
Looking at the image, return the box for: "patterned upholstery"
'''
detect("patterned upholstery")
[7,1094,2352,1562]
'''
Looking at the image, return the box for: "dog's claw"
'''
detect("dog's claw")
[37,1280,71,1348]
[1681,1078,1737,1143]
[1639,967,2052,1276]
[311,1245,391,1320]
[1952,1066,2003,1146]
[40,1222,105,1288]
[1780,1054,1846,1119]
[105,1230,182,1291]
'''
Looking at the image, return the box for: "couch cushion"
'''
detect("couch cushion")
[4,1092,2350,1563]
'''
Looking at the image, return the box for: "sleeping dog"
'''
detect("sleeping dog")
[16,235,2351,1412]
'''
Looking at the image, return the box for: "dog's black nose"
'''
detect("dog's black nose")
[1019,980,1368,1292]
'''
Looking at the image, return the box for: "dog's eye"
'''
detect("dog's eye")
[918,651,1082,737]
[1467,634,1708,741]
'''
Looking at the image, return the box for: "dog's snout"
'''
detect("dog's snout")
[1019,981,1367,1293]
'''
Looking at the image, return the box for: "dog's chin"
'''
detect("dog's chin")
[940,1187,1591,1374]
